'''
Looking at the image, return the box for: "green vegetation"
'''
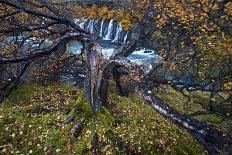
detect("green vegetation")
[1,83,230,154]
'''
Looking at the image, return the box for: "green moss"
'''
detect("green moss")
[74,90,90,113]
[4,83,39,104]
[1,83,229,154]
[107,93,204,154]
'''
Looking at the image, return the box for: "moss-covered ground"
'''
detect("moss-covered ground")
[0,83,230,154]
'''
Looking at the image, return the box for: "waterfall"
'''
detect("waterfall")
[86,20,90,31]
[103,19,114,40]
[123,31,128,44]
[99,20,104,37]
[86,19,94,33]
[83,18,130,43]
[112,22,123,43]
[75,18,86,29]
[90,19,94,33]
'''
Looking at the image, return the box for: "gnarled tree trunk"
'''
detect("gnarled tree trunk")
[89,57,232,154]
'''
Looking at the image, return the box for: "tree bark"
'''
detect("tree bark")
[0,33,90,64]
[0,61,31,103]
[98,58,232,154]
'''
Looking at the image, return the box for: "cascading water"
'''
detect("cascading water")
[99,20,104,37]
[86,19,95,33]
[74,18,86,29]
[79,19,86,29]
[112,22,123,43]
[83,18,130,43]
[70,18,161,73]
[123,32,128,44]
[103,19,114,40]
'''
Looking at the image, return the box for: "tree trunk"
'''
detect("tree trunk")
[98,58,232,154]
[137,88,232,154]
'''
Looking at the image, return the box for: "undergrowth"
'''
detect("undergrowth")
[1,82,230,154]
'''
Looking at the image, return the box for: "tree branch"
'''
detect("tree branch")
[0,32,90,64]
[101,58,232,154]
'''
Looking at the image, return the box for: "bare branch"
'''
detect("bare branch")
[0,32,90,64]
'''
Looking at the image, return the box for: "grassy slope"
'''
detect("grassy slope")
[1,83,229,154]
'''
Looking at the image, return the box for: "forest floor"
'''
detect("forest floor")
[0,83,231,154]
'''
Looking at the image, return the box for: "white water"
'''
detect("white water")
[87,19,94,33]
[103,19,114,40]
[69,17,133,44]
[69,42,161,72]
[123,31,128,44]
[99,20,104,37]
[101,48,115,59]
[112,22,123,43]
[81,18,130,43]
[70,18,162,71]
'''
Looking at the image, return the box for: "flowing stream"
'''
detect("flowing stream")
[70,18,162,72]
[99,20,104,37]
[103,19,114,40]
